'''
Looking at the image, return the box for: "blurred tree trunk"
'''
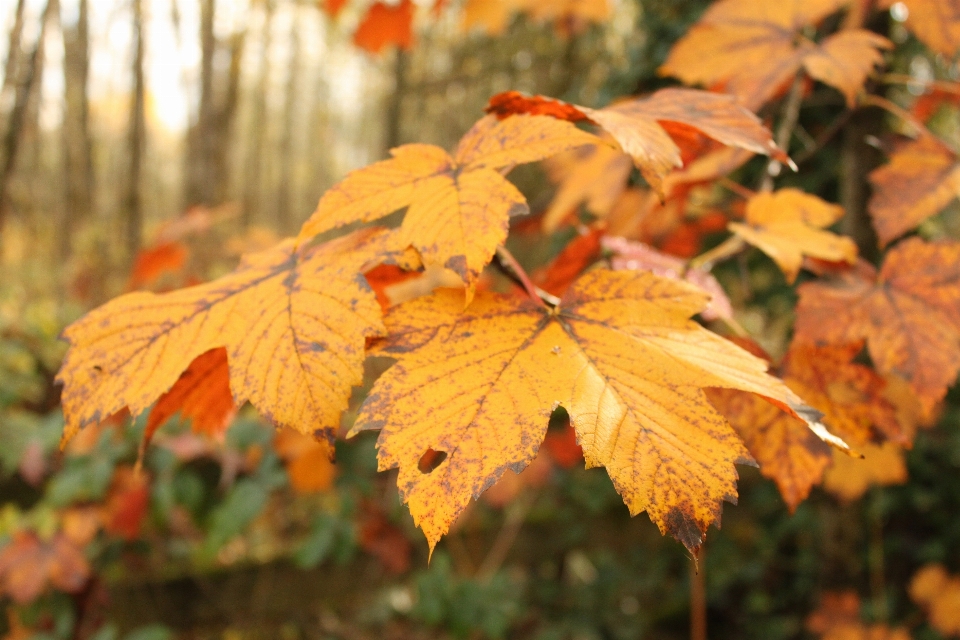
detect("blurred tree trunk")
[126,0,146,261]
[59,0,94,260]
[1,0,26,96]
[0,0,55,240]
[242,0,274,228]
[184,0,246,210]
[384,50,407,153]
[276,6,302,234]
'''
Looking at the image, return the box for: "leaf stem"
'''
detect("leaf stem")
[859,94,931,138]
[760,72,805,192]
[495,245,559,307]
[688,235,747,272]
[718,177,755,200]
[879,73,960,95]
[476,488,537,581]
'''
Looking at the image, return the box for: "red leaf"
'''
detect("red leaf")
[353,0,415,54]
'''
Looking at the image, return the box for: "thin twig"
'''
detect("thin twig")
[688,236,747,272]
[718,177,754,200]
[793,109,854,165]
[690,546,707,640]
[879,73,960,95]
[495,245,558,306]
[859,94,931,138]
[476,489,538,581]
[760,72,806,192]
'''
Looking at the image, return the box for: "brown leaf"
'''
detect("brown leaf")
[104,466,150,540]
[660,0,888,109]
[351,269,839,553]
[729,189,857,283]
[353,0,415,54]
[273,428,336,494]
[795,238,960,414]
[707,388,832,512]
[868,135,960,247]
[298,114,599,292]
[57,228,396,445]
[802,30,892,107]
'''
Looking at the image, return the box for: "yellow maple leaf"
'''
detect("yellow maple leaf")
[729,189,858,283]
[56,228,399,445]
[298,114,600,293]
[351,269,842,553]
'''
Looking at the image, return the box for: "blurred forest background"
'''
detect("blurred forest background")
[3,0,960,639]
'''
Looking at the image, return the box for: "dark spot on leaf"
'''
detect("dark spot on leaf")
[444,255,468,278]
[418,448,447,474]
[507,201,529,218]
[662,506,704,553]
[92,365,103,373]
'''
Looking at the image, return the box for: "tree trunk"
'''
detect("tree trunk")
[183,0,216,208]
[242,0,274,228]
[1,0,26,95]
[59,0,94,260]
[0,0,55,238]
[276,5,302,234]
[126,0,147,262]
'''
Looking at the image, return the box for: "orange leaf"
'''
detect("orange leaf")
[879,0,960,56]
[487,88,783,196]
[322,0,348,18]
[364,264,422,312]
[57,228,397,445]
[910,564,960,635]
[807,591,911,640]
[274,428,336,493]
[352,0,415,54]
[351,269,841,553]
[358,505,412,574]
[298,114,599,293]
[541,420,583,468]
[127,242,188,290]
[533,227,604,297]
[144,347,236,450]
[0,533,90,604]
[540,143,632,232]
[461,0,517,35]
[868,135,960,247]
[707,388,832,512]
[104,466,151,540]
[660,0,889,109]
[781,343,906,448]
[729,189,857,283]
[795,238,960,414]
[822,442,907,502]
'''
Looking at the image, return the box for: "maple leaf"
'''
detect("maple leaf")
[0,533,90,604]
[486,89,784,196]
[659,0,890,108]
[56,228,397,446]
[298,114,599,292]
[795,238,960,414]
[822,442,907,502]
[128,241,188,290]
[353,0,415,54]
[541,143,632,232]
[910,564,960,636]
[879,0,960,56]
[533,227,604,297]
[350,269,840,553]
[707,388,832,512]
[728,189,858,283]
[868,135,960,247]
[462,0,516,35]
[104,466,151,540]
[708,341,904,510]
[602,236,733,321]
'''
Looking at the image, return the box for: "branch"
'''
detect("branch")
[760,72,805,192]
[476,488,538,581]
[859,94,931,138]
[879,73,960,95]
[687,236,747,273]
[495,246,559,307]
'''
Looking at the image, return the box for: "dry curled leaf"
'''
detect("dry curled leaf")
[868,135,960,247]
[486,88,784,196]
[729,189,857,283]
[351,269,840,553]
[299,114,599,293]
[660,0,890,108]
[57,228,398,446]
[795,238,960,415]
